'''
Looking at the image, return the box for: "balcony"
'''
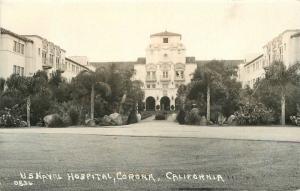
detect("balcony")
[160,75,171,82]
[146,76,157,82]
[57,65,66,73]
[174,76,185,81]
[42,60,53,70]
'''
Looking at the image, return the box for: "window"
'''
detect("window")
[13,65,24,76]
[20,44,24,54]
[147,84,150,88]
[42,51,47,64]
[162,84,168,88]
[13,41,17,52]
[152,84,156,88]
[13,41,25,54]
[163,71,168,78]
[147,71,150,77]
[50,54,54,64]
[38,48,41,56]
[163,38,168,43]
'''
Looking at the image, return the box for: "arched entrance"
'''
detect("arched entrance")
[146,96,156,111]
[160,96,170,111]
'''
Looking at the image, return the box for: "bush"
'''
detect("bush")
[290,116,300,126]
[234,103,275,125]
[156,105,160,110]
[69,107,79,125]
[48,114,65,127]
[176,109,186,124]
[31,95,51,125]
[155,112,166,120]
[141,111,154,120]
[170,105,175,111]
[0,107,26,127]
[185,108,201,125]
[127,109,138,124]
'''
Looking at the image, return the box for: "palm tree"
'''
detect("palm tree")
[192,63,222,122]
[77,68,111,121]
[263,61,300,125]
[5,71,48,127]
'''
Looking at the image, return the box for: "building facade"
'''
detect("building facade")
[133,31,197,111]
[238,29,300,88]
[0,28,90,81]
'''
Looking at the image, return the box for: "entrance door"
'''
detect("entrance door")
[160,96,170,111]
[146,96,156,111]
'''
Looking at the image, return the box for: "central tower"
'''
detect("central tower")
[133,31,196,111]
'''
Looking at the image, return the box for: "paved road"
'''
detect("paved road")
[1,119,300,142]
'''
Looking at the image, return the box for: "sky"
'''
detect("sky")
[1,0,300,62]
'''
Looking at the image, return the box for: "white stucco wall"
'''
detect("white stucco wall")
[134,32,197,110]
[0,34,29,79]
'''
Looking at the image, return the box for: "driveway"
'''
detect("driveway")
[0,118,300,142]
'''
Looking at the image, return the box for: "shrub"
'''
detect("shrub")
[48,114,65,127]
[176,109,186,124]
[0,107,26,127]
[156,105,160,110]
[290,116,300,126]
[127,109,138,124]
[185,108,201,125]
[69,107,79,125]
[31,95,51,125]
[170,105,175,111]
[155,112,166,120]
[141,111,154,120]
[234,103,275,125]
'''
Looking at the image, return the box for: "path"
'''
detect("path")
[1,118,300,142]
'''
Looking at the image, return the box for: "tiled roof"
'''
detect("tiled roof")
[0,27,34,43]
[244,55,263,67]
[136,57,146,64]
[89,62,135,70]
[66,57,90,71]
[150,31,181,37]
[196,59,244,67]
[291,32,300,38]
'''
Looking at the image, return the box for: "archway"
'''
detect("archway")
[160,96,170,111]
[145,96,156,111]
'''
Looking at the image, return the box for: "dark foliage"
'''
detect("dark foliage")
[176,109,186,124]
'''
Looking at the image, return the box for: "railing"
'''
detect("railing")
[57,65,66,73]
[174,76,185,81]
[42,59,53,69]
[160,75,171,81]
[146,76,157,82]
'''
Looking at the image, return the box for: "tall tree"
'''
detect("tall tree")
[259,61,300,125]
[191,61,223,121]
[74,68,111,121]
[5,71,48,127]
